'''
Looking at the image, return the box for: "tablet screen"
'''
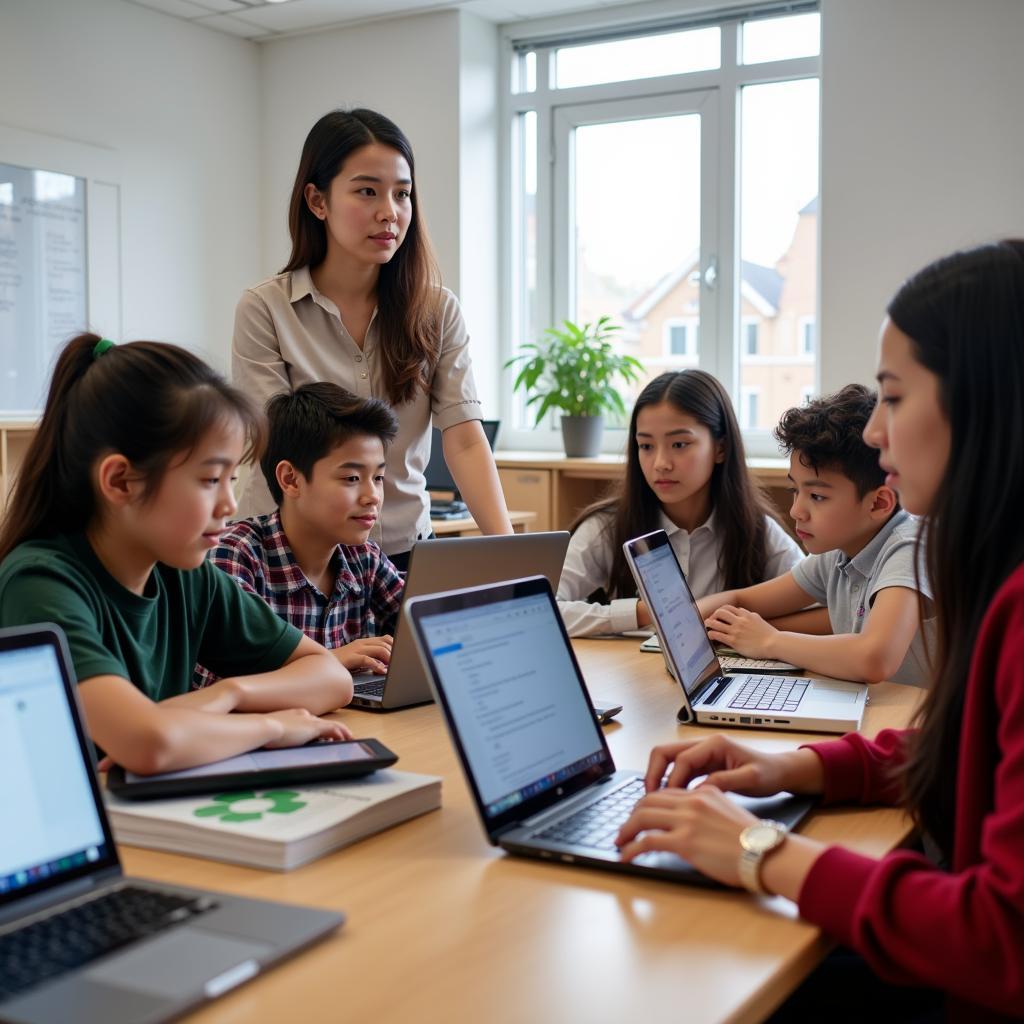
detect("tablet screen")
[123,741,378,784]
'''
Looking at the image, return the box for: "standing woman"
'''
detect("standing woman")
[234,109,512,567]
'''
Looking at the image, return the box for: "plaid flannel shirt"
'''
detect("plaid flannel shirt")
[194,510,404,687]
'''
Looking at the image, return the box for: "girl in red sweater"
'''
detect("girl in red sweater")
[616,239,1024,1023]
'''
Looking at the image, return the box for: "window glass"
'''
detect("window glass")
[555,27,720,89]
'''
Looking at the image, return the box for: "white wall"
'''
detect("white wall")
[819,0,1024,392]
[0,0,262,372]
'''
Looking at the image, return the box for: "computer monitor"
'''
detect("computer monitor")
[425,420,500,509]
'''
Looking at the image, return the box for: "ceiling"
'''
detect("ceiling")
[124,0,624,38]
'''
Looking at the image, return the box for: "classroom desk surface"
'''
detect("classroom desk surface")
[121,641,920,1024]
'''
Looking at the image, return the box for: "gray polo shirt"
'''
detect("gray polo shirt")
[232,268,482,554]
[791,509,934,686]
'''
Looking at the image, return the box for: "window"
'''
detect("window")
[799,316,815,356]
[663,318,699,358]
[504,4,821,451]
[741,387,761,430]
[743,319,759,356]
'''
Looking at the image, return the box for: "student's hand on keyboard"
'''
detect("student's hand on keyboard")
[615,784,759,886]
[263,708,353,747]
[704,605,777,658]
[335,636,394,675]
[641,735,826,797]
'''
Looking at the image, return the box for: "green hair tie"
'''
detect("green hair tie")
[92,338,116,360]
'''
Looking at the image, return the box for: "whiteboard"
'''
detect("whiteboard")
[0,162,88,415]
[0,124,120,418]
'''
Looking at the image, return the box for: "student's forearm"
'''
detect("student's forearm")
[759,833,828,902]
[227,653,353,714]
[767,607,832,635]
[764,631,899,683]
[115,708,284,775]
[697,590,741,619]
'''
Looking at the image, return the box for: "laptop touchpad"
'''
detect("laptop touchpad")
[808,684,860,704]
[88,929,273,997]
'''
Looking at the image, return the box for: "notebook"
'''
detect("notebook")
[624,530,867,733]
[105,769,441,871]
[349,531,570,711]
[404,576,812,885]
[0,623,342,1024]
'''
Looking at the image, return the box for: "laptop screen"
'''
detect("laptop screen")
[631,540,720,697]
[0,637,114,902]
[414,588,609,824]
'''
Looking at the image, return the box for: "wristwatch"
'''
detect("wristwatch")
[738,819,788,895]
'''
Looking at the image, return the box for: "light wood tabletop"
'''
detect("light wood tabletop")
[429,509,537,536]
[120,639,920,1024]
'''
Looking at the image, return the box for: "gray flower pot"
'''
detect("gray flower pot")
[560,414,604,457]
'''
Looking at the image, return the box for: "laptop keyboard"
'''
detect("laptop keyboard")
[728,676,808,713]
[719,656,798,673]
[533,778,646,851]
[355,678,386,699]
[0,885,217,1003]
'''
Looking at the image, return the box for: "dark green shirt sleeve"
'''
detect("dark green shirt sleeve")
[196,562,303,679]
[0,562,128,684]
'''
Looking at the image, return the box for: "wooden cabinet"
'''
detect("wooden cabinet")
[1,421,37,507]
[495,451,795,538]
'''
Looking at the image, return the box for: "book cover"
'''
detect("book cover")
[105,769,441,871]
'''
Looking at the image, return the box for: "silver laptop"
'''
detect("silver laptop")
[0,624,342,1024]
[624,530,867,733]
[349,532,570,711]
[404,576,812,885]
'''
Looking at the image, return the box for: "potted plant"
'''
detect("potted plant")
[505,316,643,457]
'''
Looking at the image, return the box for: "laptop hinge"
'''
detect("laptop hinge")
[694,675,730,707]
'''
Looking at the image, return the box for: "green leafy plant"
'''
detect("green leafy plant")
[505,316,644,425]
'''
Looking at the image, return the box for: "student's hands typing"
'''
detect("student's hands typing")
[639,735,825,796]
[615,737,827,890]
[263,709,353,748]
[704,605,778,658]
[335,636,394,675]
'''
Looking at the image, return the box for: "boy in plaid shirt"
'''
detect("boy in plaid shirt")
[196,383,404,686]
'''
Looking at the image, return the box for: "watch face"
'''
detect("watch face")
[744,823,784,853]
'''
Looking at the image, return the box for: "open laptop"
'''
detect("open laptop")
[0,624,343,1024]
[426,421,499,519]
[624,530,867,733]
[404,576,812,885]
[349,531,570,711]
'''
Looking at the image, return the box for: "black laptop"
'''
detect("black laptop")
[404,577,813,885]
[0,624,343,1024]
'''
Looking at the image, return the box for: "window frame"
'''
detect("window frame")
[500,8,821,455]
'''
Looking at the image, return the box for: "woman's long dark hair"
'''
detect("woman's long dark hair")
[892,240,1024,856]
[282,108,442,406]
[0,333,264,563]
[571,370,777,600]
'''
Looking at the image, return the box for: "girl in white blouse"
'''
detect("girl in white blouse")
[233,109,511,565]
[557,370,802,636]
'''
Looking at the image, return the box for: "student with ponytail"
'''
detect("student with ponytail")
[0,334,353,775]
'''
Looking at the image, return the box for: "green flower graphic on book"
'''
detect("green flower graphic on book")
[193,790,307,824]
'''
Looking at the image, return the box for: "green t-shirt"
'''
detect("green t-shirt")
[0,533,303,702]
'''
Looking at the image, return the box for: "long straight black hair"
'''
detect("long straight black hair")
[571,369,777,600]
[891,240,1024,856]
[282,109,442,407]
[0,333,263,563]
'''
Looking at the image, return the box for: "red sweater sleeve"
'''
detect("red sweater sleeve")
[796,572,1024,1018]
[802,728,911,806]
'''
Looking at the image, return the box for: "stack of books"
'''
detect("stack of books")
[105,770,441,871]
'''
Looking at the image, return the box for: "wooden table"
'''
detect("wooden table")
[121,640,919,1024]
[429,509,537,537]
